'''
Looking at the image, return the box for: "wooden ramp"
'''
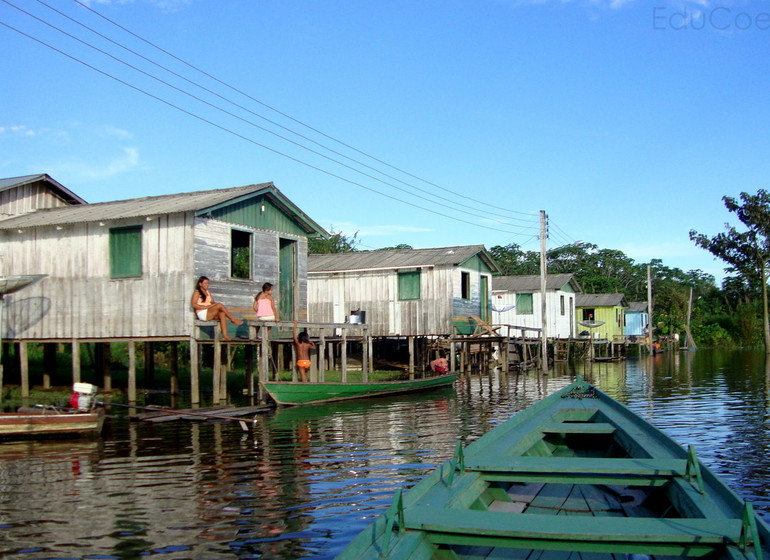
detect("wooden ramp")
[132,405,271,423]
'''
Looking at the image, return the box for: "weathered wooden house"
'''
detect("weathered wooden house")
[490,274,581,339]
[0,174,86,225]
[307,245,501,337]
[0,175,326,341]
[575,293,627,340]
[623,301,649,337]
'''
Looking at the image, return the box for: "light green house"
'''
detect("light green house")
[575,293,627,340]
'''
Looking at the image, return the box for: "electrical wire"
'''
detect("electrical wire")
[72,0,536,221]
[0,19,531,235]
[3,0,540,234]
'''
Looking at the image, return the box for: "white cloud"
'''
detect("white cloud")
[48,147,141,182]
[0,125,46,137]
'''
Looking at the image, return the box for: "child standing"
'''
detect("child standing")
[253,282,279,338]
[293,321,316,382]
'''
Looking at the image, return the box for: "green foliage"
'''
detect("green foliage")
[309,228,359,254]
[690,189,770,349]
[377,244,413,250]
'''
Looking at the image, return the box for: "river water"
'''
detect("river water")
[2,349,770,560]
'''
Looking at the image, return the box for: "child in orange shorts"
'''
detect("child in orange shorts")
[293,321,316,382]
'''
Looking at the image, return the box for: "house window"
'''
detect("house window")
[461,272,470,300]
[109,226,142,278]
[582,308,595,321]
[560,295,565,316]
[231,229,252,279]
[516,293,533,314]
[398,269,421,300]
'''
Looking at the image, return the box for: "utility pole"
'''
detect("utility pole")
[647,264,654,355]
[539,210,548,372]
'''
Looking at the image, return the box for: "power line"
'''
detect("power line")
[0,19,532,235]
[68,0,538,222]
[5,0,536,232]
[6,0,540,233]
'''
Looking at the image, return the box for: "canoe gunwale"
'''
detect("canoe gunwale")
[333,378,770,560]
[261,373,458,406]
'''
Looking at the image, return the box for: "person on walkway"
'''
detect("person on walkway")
[191,276,242,341]
[293,321,316,382]
[253,282,279,339]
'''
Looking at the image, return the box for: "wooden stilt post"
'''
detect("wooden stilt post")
[318,329,326,382]
[102,343,112,392]
[72,339,81,383]
[213,340,221,403]
[190,338,200,406]
[128,341,136,403]
[19,341,29,398]
[341,328,348,382]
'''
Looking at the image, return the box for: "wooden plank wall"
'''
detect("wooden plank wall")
[0,181,73,222]
[308,265,492,337]
[192,217,308,321]
[0,213,310,339]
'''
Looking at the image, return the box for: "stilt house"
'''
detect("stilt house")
[0,175,326,341]
[623,301,649,337]
[575,293,627,340]
[490,274,581,338]
[307,245,501,337]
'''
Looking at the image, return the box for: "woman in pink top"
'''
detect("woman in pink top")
[190,276,242,340]
[253,282,279,338]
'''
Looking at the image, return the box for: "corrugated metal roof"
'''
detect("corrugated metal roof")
[492,273,579,293]
[576,293,626,307]
[309,245,499,272]
[626,301,648,313]
[0,173,86,205]
[0,182,278,229]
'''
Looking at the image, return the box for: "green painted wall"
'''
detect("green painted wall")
[210,196,308,236]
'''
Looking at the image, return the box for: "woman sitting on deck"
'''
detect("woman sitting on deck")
[191,276,242,340]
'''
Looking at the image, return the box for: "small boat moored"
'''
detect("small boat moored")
[261,373,458,406]
[0,383,104,438]
[335,377,770,560]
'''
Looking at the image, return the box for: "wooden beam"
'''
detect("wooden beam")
[19,341,29,398]
[72,339,81,383]
[128,341,136,403]
[189,338,200,406]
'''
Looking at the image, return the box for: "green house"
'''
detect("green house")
[575,293,627,340]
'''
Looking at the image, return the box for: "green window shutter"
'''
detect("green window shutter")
[110,226,142,278]
[398,270,421,300]
[516,293,533,314]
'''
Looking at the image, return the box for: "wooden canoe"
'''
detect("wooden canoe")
[0,408,104,438]
[261,373,458,406]
[335,377,770,560]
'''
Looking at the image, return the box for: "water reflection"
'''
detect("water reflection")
[0,349,770,559]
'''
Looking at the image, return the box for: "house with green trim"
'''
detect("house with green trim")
[575,293,628,340]
[491,274,581,338]
[307,245,500,337]
[0,175,327,341]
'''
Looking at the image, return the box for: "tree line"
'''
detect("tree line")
[310,190,770,348]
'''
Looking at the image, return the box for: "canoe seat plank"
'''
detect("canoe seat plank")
[404,507,742,545]
[466,457,688,477]
[540,423,616,435]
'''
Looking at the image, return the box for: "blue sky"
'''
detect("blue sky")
[2,0,769,282]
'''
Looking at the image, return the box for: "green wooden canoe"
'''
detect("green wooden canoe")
[261,373,458,406]
[335,377,770,560]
